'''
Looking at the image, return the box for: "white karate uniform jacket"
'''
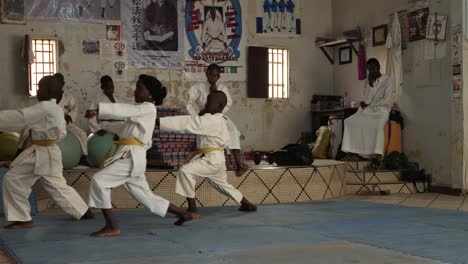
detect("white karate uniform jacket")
[185,82,241,150]
[342,75,393,156]
[1,99,88,221]
[88,102,169,215]
[87,92,125,134]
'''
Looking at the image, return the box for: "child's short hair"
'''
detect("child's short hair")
[100,75,113,85]
[207,64,221,74]
[139,74,167,106]
[53,73,65,84]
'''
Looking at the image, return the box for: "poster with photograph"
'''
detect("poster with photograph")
[256,0,301,36]
[184,0,246,81]
[106,24,121,41]
[426,15,447,40]
[82,40,100,55]
[122,0,184,68]
[1,0,25,24]
[26,0,120,21]
[453,74,462,99]
[407,8,429,42]
[408,0,428,11]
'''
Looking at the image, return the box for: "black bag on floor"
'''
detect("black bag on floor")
[268,144,314,166]
[400,169,431,193]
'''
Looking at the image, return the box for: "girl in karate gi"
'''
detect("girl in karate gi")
[159,91,257,217]
[1,76,94,229]
[86,74,197,237]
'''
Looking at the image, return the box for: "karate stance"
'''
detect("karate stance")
[86,74,197,237]
[186,64,248,176]
[159,91,257,217]
[2,76,94,229]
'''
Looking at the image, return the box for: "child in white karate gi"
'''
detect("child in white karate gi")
[86,74,197,237]
[159,90,257,216]
[185,64,248,176]
[1,76,94,229]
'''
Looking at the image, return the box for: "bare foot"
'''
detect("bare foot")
[236,163,249,177]
[4,221,33,229]
[90,226,121,237]
[238,204,257,212]
[186,208,200,217]
[174,213,199,226]
[81,209,95,220]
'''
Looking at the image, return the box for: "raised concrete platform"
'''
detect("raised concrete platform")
[35,159,346,211]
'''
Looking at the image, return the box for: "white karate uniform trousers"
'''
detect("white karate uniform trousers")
[88,154,170,216]
[67,123,88,155]
[3,155,88,222]
[176,156,243,203]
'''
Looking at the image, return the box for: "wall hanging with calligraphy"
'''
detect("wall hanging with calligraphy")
[122,0,184,68]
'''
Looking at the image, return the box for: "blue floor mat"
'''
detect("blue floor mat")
[1,201,468,264]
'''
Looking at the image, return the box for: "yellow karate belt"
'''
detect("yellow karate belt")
[186,147,223,164]
[100,137,144,168]
[26,140,57,148]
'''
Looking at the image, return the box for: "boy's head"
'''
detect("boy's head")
[205,90,227,114]
[135,74,167,105]
[53,73,65,90]
[37,76,62,101]
[206,64,221,86]
[366,58,381,78]
[100,75,114,97]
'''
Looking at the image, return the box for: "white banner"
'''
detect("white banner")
[26,0,121,21]
[122,0,184,68]
[183,0,246,81]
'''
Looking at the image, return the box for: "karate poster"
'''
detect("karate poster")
[122,0,185,68]
[256,0,301,36]
[26,0,120,21]
[184,0,246,81]
[407,8,429,42]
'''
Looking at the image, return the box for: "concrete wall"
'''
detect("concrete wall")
[332,0,463,188]
[0,0,333,152]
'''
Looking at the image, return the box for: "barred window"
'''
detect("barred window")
[30,39,58,96]
[268,48,289,99]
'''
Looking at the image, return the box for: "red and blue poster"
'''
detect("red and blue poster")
[184,0,245,80]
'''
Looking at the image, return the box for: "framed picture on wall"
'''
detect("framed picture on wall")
[426,15,447,40]
[339,46,352,65]
[1,0,25,24]
[372,24,388,46]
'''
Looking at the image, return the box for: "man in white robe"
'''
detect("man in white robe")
[1,76,93,229]
[342,58,393,163]
[160,91,256,216]
[201,7,227,52]
[185,64,248,176]
[87,75,124,135]
[54,73,88,158]
[86,74,196,237]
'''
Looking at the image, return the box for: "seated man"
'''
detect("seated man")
[342,58,393,168]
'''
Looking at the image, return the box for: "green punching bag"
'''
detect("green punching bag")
[0,132,19,160]
[87,133,117,168]
[57,130,82,169]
